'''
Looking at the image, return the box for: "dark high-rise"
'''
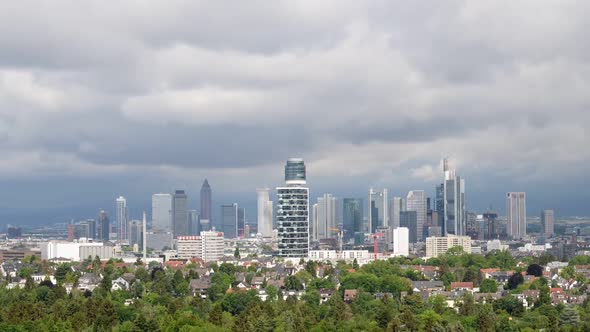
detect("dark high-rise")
[98,210,110,241]
[342,198,363,240]
[221,203,238,239]
[172,190,189,238]
[400,210,418,243]
[200,179,212,224]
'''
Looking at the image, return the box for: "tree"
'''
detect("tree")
[560,305,580,327]
[479,279,498,293]
[54,264,71,284]
[507,272,524,290]
[476,304,496,332]
[209,303,224,326]
[234,247,241,259]
[526,264,543,277]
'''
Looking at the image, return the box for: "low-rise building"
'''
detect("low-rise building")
[426,236,472,258]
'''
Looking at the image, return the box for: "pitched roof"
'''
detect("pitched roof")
[451,282,474,289]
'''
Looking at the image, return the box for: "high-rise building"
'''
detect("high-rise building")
[188,210,199,236]
[368,188,388,233]
[342,198,363,240]
[221,203,238,239]
[507,192,527,239]
[172,190,189,238]
[465,211,478,239]
[443,159,466,236]
[400,210,418,243]
[152,193,172,232]
[277,158,309,258]
[314,194,338,241]
[116,196,128,242]
[98,210,110,241]
[426,235,472,258]
[483,211,499,239]
[390,197,403,229]
[393,227,409,256]
[406,190,426,242]
[238,207,246,238]
[200,179,212,224]
[541,209,554,237]
[257,188,274,238]
[128,220,143,249]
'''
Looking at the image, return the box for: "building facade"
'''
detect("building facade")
[172,190,189,238]
[406,190,426,242]
[368,188,388,233]
[257,188,274,238]
[176,231,224,261]
[200,179,212,224]
[507,192,527,239]
[342,198,363,240]
[314,193,338,241]
[400,211,418,243]
[152,193,172,232]
[542,209,555,237]
[221,203,238,239]
[426,235,472,258]
[443,159,466,236]
[393,227,409,256]
[116,196,128,242]
[277,158,309,258]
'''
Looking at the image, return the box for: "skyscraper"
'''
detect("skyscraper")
[200,179,212,224]
[98,210,110,241]
[400,211,418,243]
[483,211,499,240]
[188,210,199,236]
[435,184,444,226]
[343,198,363,240]
[277,158,309,258]
[507,192,527,239]
[390,196,403,229]
[314,193,338,240]
[443,159,466,236]
[257,188,274,238]
[238,207,246,237]
[221,203,238,239]
[116,196,128,242]
[406,190,426,242]
[368,188,388,233]
[128,220,143,249]
[541,209,554,237]
[152,193,172,232]
[172,190,189,238]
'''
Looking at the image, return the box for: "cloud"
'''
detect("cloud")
[0,1,589,218]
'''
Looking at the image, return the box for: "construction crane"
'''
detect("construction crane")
[373,232,384,261]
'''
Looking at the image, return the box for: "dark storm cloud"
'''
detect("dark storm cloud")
[0,1,589,221]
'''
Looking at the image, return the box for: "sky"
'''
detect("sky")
[1,1,589,226]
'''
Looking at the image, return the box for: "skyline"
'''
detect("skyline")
[1,2,590,224]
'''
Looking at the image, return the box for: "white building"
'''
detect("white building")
[277,158,310,258]
[486,239,509,252]
[308,250,372,264]
[116,196,128,242]
[406,190,426,242]
[507,192,527,239]
[176,231,225,262]
[393,227,409,256]
[152,193,172,232]
[41,241,114,261]
[257,188,274,238]
[314,193,338,241]
[425,235,472,258]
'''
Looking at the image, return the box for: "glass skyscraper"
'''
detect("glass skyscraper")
[172,190,189,238]
[343,198,363,240]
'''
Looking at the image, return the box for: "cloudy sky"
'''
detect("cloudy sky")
[1,1,589,225]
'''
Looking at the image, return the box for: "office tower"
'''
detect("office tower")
[87,219,96,239]
[426,235,472,258]
[221,203,238,239]
[98,210,110,241]
[465,211,478,239]
[443,159,466,236]
[541,209,554,237]
[257,188,274,238]
[343,198,363,240]
[390,197,402,229]
[507,192,527,239]
[142,211,147,260]
[277,158,309,258]
[128,220,143,249]
[368,188,388,233]
[393,227,409,256]
[152,193,172,232]
[406,190,426,242]
[188,210,199,236]
[483,211,499,239]
[312,203,319,241]
[400,211,418,243]
[238,207,246,237]
[200,179,212,224]
[116,196,128,242]
[314,193,338,240]
[172,190,189,238]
